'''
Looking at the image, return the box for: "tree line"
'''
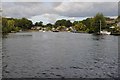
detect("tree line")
[2,17,33,33]
[2,13,120,34]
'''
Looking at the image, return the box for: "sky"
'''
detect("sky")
[1,0,120,2]
[1,0,119,24]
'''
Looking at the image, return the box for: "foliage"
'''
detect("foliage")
[55,19,72,28]
[2,13,119,34]
[45,23,53,31]
[73,21,79,26]
[93,13,106,33]
[46,23,53,27]
[81,18,94,33]
[20,18,32,29]
[35,21,43,27]
[57,26,66,31]
[74,22,86,32]
[2,17,33,33]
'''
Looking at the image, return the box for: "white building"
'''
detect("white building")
[117,22,120,27]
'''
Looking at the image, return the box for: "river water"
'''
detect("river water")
[2,32,119,78]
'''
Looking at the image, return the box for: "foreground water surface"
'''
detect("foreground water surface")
[2,32,119,78]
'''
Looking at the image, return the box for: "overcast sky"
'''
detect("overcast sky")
[2,1,118,24]
[1,0,120,2]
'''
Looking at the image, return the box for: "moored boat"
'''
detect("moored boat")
[100,30,111,35]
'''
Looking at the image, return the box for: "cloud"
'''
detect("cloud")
[2,2,118,24]
[2,0,120,2]
[29,13,59,24]
[2,2,61,18]
[29,13,91,24]
[55,2,118,17]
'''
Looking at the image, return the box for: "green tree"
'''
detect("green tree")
[46,23,53,27]
[7,20,15,31]
[35,22,39,26]
[55,19,65,28]
[65,20,72,27]
[35,21,43,26]
[38,21,43,26]
[55,19,72,28]
[2,17,33,33]
[82,18,94,33]
[73,21,79,26]
[13,18,32,29]
[2,17,7,27]
[93,13,106,33]
[20,18,32,29]
[82,18,92,28]
[74,22,86,32]
[45,23,53,31]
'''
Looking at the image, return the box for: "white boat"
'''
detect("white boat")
[43,31,46,32]
[100,31,111,35]
[99,20,111,35]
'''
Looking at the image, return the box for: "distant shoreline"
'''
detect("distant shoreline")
[3,30,120,36]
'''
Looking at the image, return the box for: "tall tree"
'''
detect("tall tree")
[73,21,80,26]
[2,17,7,27]
[74,22,86,31]
[55,19,72,28]
[66,20,72,27]
[93,13,106,33]
[46,23,53,27]
[20,18,33,29]
[35,21,43,26]
[7,20,15,31]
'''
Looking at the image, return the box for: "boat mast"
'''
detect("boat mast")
[100,20,101,33]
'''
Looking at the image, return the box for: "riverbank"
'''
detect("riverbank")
[2,29,120,37]
[110,33,120,36]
